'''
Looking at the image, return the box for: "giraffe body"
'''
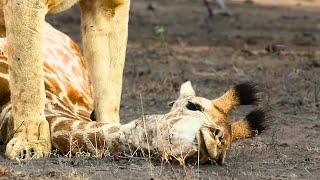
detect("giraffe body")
[0,24,268,163]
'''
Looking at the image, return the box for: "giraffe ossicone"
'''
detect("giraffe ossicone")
[0,24,268,164]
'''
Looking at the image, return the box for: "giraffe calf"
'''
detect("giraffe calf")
[0,24,268,163]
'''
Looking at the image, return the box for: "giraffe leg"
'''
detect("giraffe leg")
[79,0,130,124]
[3,0,51,159]
[50,117,123,155]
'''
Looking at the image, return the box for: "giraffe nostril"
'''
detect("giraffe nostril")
[221,140,226,145]
[209,128,224,141]
[214,129,221,136]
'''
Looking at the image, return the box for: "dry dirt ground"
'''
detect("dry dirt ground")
[0,0,320,179]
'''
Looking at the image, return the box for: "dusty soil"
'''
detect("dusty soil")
[0,0,320,179]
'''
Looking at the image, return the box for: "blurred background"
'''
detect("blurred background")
[30,0,320,178]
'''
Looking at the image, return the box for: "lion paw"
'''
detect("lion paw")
[5,121,51,160]
[6,138,51,160]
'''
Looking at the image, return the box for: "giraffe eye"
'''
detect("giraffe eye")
[186,101,204,111]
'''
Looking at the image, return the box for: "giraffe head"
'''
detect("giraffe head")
[167,81,268,164]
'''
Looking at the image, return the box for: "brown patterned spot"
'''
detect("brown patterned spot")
[90,122,107,129]
[44,75,62,95]
[0,77,9,107]
[0,61,8,74]
[53,120,75,132]
[72,133,90,153]
[111,137,123,148]
[0,115,8,143]
[43,63,55,73]
[52,135,71,153]
[66,84,90,109]
[78,109,92,120]
[77,121,90,130]
[108,126,120,134]
[87,131,107,149]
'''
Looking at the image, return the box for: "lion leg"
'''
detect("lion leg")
[3,0,51,159]
[79,0,130,124]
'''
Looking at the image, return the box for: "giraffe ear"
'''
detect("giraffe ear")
[212,82,259,114]
[180,81,196,97]
[231,109,268,142]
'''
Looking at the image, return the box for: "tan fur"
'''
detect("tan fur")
[0,0,130,159]
[212,89,240,114]
[3,0,51,159]
[79,0,130,124]
[231,120,256,141]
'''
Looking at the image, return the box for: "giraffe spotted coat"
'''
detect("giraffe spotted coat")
[0,24,268,164]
